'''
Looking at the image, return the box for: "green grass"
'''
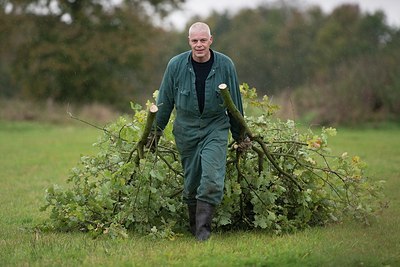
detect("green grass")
[1,121,399,266]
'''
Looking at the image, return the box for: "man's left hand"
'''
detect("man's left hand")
[235,137,252,152]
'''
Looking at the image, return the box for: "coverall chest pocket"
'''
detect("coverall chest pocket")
[175,85,192,112]
[207,86,225,113]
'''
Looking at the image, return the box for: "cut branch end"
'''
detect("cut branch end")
[149,104,158,114]
[219,83,228,90]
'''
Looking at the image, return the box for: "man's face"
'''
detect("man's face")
[188,30,213,63]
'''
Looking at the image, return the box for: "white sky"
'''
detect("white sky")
[165,0,400,30]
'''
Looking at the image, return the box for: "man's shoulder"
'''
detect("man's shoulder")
[213,50,235,66]
[168,51,191,66]
[213,50,229,59]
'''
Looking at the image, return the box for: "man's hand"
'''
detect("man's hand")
[235,136,252,152]
[145,131,162,152]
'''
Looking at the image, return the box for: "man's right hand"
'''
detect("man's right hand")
[145,131,162,152]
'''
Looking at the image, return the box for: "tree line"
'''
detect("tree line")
[1,1,399,124]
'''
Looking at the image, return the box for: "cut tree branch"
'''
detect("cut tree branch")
[137,104,159,159]
[125,103,158,165]
[218,83,302,190]
[218,83,251,139]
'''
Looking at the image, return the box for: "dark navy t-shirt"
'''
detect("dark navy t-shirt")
[191,50,214,114]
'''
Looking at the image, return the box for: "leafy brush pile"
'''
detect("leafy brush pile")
[40,84,385,238]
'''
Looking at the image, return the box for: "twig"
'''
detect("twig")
[67,110,127,142]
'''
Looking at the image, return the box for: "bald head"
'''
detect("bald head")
[188,22,211,38]
[188,22,213,62]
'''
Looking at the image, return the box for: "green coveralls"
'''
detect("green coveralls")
[155,50,243,206]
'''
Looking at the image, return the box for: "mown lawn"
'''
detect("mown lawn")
[0,120,399,266]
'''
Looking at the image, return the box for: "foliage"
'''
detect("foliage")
[206,4,400,124]
[40,84,386,238]
[289,5,400,124]
[0,0,181,108]
[1,2,400,123]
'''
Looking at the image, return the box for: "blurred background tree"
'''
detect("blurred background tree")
[0,0,399,123]
[0,0,183,110]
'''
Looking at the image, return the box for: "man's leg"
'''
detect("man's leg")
[180,146,202,234]
[195,132,228,240]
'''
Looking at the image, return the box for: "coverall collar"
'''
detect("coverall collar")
[187,49,220,76]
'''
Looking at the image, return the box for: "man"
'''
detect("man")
[150,22,245,241]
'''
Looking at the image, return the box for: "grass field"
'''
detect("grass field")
[0,120,399,266]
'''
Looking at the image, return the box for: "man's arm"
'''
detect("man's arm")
[154,60,175,132]
[226,61,245,141]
